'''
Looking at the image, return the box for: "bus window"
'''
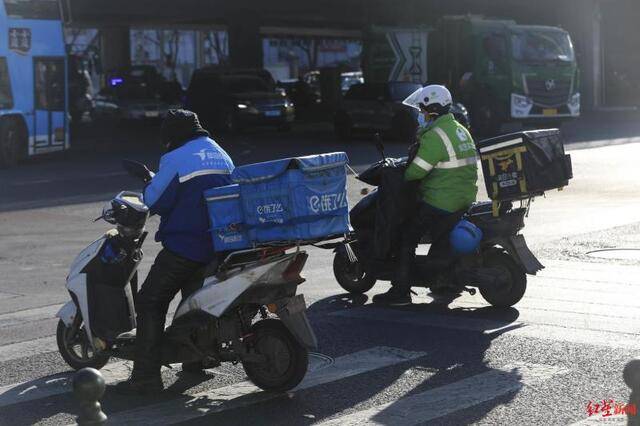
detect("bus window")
[34,58,64,110]
[3,0,60,20]
[0,58,13,109]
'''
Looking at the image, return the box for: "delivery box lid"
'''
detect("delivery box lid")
[231,152,349,184]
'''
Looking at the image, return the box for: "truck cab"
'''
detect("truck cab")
[429,16,580,135]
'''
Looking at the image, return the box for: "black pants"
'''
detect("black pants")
[393,203,454,291]
[132,248,206,379]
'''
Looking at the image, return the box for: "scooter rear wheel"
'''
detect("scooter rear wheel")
[56,318,110,371]
[479,251,527,308]
[333,251,376,294]
[242,319,308,392]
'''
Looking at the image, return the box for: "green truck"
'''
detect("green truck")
[362,15,580,134]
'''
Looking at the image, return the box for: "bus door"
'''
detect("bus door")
[33,57,66,153]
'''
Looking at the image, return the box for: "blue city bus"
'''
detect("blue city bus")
[0,0,68,167]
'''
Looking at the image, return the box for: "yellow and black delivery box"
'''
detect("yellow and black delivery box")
[477,129,572,202]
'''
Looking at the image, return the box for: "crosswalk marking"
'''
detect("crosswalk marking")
[105,346,426,425]
[0,304,62,329]
[330,307,640,351]
[317,362,567,425]
[0,352,334,410]
[0,336,59,363]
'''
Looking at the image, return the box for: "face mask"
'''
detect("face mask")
[417,113,432,128]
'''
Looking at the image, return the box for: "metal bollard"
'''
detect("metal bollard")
[72,367,107,425]
[623,360,640,426]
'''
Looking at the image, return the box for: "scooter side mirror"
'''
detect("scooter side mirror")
[122,159,153,183]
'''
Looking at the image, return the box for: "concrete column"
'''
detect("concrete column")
[100,27,131,72]
[228,16,262,68]
[591,1,603,108]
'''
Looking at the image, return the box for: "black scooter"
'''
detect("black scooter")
[332,139,544,308]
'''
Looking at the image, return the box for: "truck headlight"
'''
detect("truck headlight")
[568,93,580,107]
[511,93,534,118]
[568,93,580,115]
[237,103,249,109]
[512,94,533,109]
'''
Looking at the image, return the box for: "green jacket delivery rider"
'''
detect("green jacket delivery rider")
[372,85,479,306]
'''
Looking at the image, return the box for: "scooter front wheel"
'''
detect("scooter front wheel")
[333,250,376,294]
[56,318,110,371]
[242,319,308,392]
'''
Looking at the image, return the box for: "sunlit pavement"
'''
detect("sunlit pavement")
[0,122,639,425]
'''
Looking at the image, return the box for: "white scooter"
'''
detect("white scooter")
[56,160,317,392]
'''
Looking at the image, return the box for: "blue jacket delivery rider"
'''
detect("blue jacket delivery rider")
[117,109,235,394]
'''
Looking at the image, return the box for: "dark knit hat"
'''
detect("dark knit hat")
[160,109,210,151]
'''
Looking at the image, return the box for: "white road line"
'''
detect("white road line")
[106,346,427,425]
[0,360,131,408]
[0,304,62,329]
[330,307,640,350]
[0,336,59,363]
[0,353,334,409]
[318,362,567,425]
[0,292,21,302]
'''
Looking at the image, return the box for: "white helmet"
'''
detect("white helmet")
[402,84,453,115]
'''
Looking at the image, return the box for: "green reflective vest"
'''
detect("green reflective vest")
[405,113,478,212]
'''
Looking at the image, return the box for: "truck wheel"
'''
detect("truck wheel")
[479,251,527,308]
[0,117,27,168]
[333,250,376,294]
[242,319,308,392]
[56,318,110,371]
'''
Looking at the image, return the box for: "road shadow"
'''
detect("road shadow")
[181,295,525,425]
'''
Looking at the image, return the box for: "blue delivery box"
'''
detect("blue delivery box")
[205,152,350,252]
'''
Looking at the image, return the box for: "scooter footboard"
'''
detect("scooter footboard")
[276,294,318,350]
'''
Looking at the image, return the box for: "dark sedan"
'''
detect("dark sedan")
[186,72,294,132]
[334,81,422,141]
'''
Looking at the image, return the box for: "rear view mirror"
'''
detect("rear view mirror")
[122,159,153,183]
[373,133,385,161]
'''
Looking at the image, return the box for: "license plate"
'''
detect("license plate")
[542,108,558,116]
[145,110,159,118]
[265,110,281,117]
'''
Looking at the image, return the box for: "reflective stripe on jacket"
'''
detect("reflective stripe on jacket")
[405,113,478,212]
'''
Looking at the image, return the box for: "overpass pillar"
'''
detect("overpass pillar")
[101,27,131,72]
[228,15,262,68]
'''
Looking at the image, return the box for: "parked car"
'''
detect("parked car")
[193,66,277,91]
[340,71,364,94]
[92,65,182,122]
[186,70,294,132]
[334,81,422,141]
[276,78,321,119]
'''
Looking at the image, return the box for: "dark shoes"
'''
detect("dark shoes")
[114,376,163,395]
[372,287,412,306]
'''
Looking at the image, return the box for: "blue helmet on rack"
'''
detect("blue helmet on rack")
[450,220,483,255]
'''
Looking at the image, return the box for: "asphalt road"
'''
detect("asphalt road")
[1,121,640,425]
